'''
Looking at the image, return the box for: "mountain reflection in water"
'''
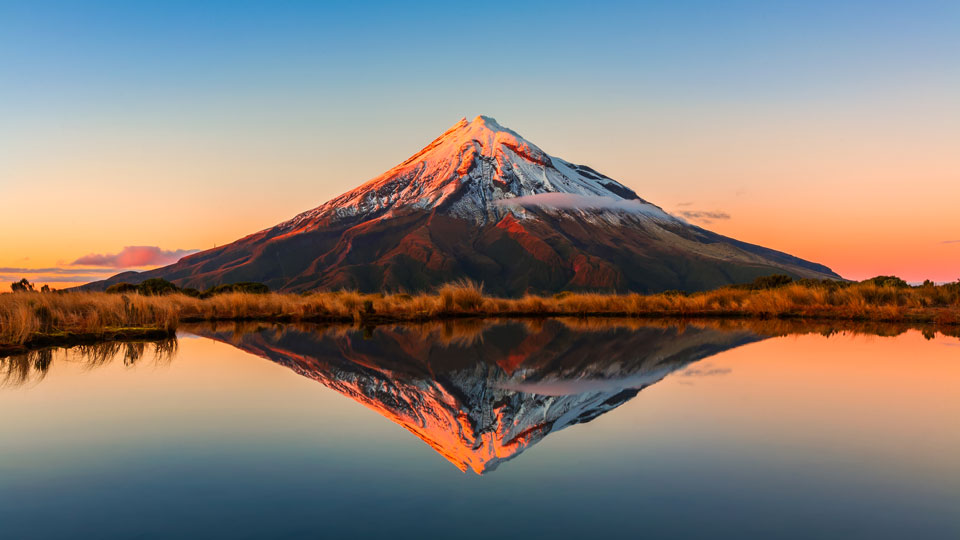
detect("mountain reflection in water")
[3,318,955,476]
[187,319,759,473]
[3,318,957,540]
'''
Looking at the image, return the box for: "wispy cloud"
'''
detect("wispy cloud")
[0,274,116,284]
[0,267,122,275]
[0,267,125,286]
[1,246,198,288]
[71,246,197,268]
[941,240,960,244]
[679,365,732,377]
[675,210,731,224]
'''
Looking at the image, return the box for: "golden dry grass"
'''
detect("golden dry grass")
[0,291,179,347]
[3,280,960,349]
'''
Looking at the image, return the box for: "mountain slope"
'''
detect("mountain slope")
[84,115,840,294]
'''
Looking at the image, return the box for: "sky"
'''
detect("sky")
[1,0,958,288]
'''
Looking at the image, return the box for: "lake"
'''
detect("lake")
[1,319,958,539]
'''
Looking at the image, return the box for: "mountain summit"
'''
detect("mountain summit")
[283,114,656,226]
[86,116,840,294]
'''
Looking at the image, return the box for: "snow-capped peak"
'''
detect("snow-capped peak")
[285,115,675,227]
[444,115,538,153]
[383,114,554,178]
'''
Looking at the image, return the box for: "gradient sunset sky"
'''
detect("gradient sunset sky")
[2,0,958,288]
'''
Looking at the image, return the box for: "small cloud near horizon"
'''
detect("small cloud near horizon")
[679,364,732,377]
[0,267,122,275]
[71,246,198,268]
[941,240,960,244]
[0,274,113,284]
[675,210,731,224]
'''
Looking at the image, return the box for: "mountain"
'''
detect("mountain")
[85,115,840,294]
[190,319,763,473]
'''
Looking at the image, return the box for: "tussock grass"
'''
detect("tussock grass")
[3,279,960,350]
[0,292,179,349]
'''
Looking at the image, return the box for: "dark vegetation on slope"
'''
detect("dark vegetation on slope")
[79,210,841,296]
[105,278,270,297]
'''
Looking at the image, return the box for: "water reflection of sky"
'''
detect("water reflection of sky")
[0,324,957,539]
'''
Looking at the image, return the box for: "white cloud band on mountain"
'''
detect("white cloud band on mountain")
[495,193,668,217]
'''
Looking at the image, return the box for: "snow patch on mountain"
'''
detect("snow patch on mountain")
[279,115,652,228]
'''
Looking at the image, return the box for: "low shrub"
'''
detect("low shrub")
[201,282,270,297]
[748,274,794,290]
[137,278,180,296]
[862,275,909,288]
[10,279,35,293]
[105,283,139,294]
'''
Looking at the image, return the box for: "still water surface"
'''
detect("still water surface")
[1,319,958,539]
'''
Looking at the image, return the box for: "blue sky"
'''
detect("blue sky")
[4,1,956,122]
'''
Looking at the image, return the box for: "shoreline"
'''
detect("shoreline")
[0,327,175,357]
[3,281,959,355]
[3,308,959,357]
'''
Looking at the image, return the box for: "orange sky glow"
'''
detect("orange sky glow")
[1,2,957,289]
[3,109,956,289]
